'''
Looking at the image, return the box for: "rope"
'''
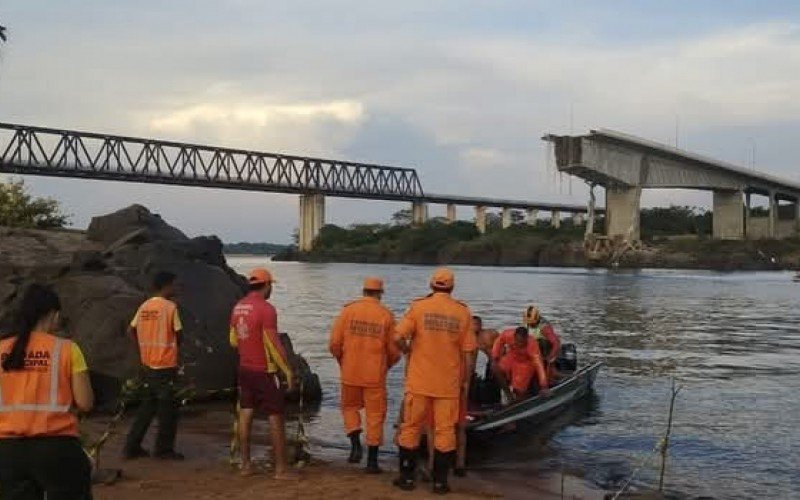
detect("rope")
[610,442,662,500]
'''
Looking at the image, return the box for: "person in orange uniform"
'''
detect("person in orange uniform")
[124,271,184,460]
[394,267,476,495]
[329,277,400,473]
[0,284,94,499]
[230,268,294,479]
[492,325,549,401]
[523,305,562,380]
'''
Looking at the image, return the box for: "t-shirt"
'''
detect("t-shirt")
[395,292,476,399]
[229,292,290,378]
[71,344,87,374]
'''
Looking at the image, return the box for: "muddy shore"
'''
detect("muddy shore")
[85,405,604,500]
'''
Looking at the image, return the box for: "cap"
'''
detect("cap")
[523,305,540,325]
[363,277,384,292]
[248,268,275,285]
[429,267,455,290]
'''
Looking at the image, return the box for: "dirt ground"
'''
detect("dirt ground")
[84,409,602,500]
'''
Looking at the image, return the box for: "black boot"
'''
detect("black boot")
[365,446,382,474]
[432,450,454,495]
[347,431,363,463]
[392,446,417,491]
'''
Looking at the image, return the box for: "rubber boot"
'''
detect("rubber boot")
[432,450,454,495]
[392,446,417,491]
[365,446,382,474]
[347,431,363,464]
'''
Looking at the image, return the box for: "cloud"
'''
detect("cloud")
[4,2,800,241]
[144,99,366,155]
[149,100,365,133]
[440,22,800,133]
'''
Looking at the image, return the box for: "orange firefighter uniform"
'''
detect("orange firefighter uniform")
[492,328,548,395]
[0,332,87,438]
[395,271,476,454]
[329,278,400,447]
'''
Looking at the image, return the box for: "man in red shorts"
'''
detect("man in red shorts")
[230,268,294,478]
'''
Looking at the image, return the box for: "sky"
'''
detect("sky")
[1,0,800,243]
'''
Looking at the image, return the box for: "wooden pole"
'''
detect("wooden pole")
[658,378,682,491]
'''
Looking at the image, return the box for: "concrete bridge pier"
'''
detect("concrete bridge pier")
[550,210,561,228]
[712,189,745,240]
[526,208,538,226]
[446,204,457,224]
[298,193,325,251]
[769,191,778,238]
[475,206,487,234]
[502,207,512,229]
[572,213,585,226]
[744,192,752,239]
[606,186,642,241]
[796,199,800,234]
[411,201,429,226]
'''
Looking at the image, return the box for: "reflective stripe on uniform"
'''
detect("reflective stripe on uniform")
[529,325,543,340]
[0,338,71,413]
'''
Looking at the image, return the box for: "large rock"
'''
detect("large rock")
[87,204,187,246]
[0,205,320,409]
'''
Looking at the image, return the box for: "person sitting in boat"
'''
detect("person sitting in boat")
[491,326,549,401]
[522,305,562,380]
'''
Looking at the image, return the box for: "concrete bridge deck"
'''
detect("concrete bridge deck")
[544,129,800,241]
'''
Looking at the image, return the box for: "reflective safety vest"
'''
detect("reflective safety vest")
[529,324,546,340]
[0,332,78,438]
[134,297,179,369]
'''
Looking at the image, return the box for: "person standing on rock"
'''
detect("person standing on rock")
[229,268,295,479]
[329,277,400,473]
[0,284,95,499]
[124,271,185,460]
[394,268,476,495]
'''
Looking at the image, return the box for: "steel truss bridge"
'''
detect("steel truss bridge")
[0,122,592,213]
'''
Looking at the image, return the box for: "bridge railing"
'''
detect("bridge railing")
[0,123,425,199]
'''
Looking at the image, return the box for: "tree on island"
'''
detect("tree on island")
[391,208,412,226]
[0,179,70,229]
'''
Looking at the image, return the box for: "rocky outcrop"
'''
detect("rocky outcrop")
[0,205,320,408]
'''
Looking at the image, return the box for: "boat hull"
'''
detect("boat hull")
[466,362,603,433]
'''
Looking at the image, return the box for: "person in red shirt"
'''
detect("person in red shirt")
[229,268,294,479]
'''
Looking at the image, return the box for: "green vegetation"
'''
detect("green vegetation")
[223,241,289,255]
[0,179,70,229]
[640,206,711,239]
[274,211,587,266]
[273,205,800,270]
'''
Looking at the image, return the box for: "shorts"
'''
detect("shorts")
[238,368,284,416]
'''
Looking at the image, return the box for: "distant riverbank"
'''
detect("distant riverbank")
[273,221,800,271]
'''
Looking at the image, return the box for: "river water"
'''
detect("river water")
[227,257,800,499]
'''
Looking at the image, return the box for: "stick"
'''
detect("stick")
[658,378,682,492]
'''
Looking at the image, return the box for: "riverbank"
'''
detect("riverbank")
[85,404,603,500]
[273,221,800,271]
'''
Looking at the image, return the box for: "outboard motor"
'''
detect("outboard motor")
[556,343,578,372]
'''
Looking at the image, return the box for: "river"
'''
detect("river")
[227,257,800,499]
